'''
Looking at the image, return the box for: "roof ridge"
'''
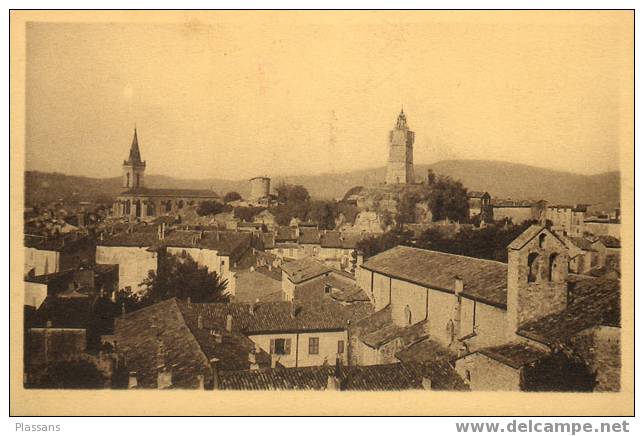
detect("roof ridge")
[369,245,508,267]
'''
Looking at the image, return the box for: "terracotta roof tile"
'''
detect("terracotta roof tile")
[478,343,548,369]
[517,277,620,346]
[361,246,508,308]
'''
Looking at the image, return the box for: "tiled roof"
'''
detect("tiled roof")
[508,225,555,251]
[25,269,75,284]
[163,230,251,259]
[467,191,489,199]
[395,337,456,363]
[353,306,428,349]
[233,269,283,304]
[175,300,271,372]
[320,231,343,248]
[330,283,371,303]
[261,232,275,249]
[281,257,332,284]
[218,361,464,391]
[598,235,621,248]
[275,226,297,242]
[478,343,548,369]
[114,299,213,389]
[517,277,620,346]
[568,237,595,252]
[298,228,321,245]
[119,187,219,198]
[179,300,358,335]
[98,231,163,247]
[361,246,508,308]
[24,233,95,252]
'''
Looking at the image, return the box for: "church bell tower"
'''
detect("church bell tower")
[122,127,146,189]
[385,108,415,184]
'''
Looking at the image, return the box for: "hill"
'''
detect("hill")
[23,160,620,208]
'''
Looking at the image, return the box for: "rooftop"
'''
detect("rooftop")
[119,187,219,198]
[353,306,428,349]
[517,276,620,346]
[478,343,548,369]
[361,246,508,308]
[218,361,467,391]
[281,257,332,284]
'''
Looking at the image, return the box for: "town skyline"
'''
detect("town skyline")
[25,12,631,180]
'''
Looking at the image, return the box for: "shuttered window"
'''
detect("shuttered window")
[308,337,319,355]
[270,338,291,355]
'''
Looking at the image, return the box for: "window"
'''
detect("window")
[337,340,345,355]
[126,173,130,188]
[539,234,546,248]
[404,305,412,325]
[324,284,332,295]
[308,337,319,355]
[270,338,291,355]
[548,253,558,282]
[527,253,539,283]
[465,370,471,384]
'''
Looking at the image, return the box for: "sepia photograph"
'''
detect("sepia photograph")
[9,9,634,417]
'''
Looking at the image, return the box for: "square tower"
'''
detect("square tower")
[385,109,415,184]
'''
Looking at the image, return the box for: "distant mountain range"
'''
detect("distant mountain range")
[24,160,620,209]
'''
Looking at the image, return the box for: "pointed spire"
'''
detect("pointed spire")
[126,127,143,165]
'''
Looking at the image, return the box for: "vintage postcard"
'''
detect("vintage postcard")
[9,10,634,416]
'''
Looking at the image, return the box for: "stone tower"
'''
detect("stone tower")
[385,108,415,185]
[122,127,146,189]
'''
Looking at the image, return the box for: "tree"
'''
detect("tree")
[522,349,597,392]
[196,201,229,216]
[29,359,106,389]
[276,183,310,205]
[427,175,469,222]
[307,200,338,230]
[139,252,229,304]
[223,191,242,203]
[234,206,266,222]
[356,228,414,259]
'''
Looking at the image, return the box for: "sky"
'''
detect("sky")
[24,11,633,180]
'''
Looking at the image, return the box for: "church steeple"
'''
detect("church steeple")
[122,127,146,189]
[126,127,144,165]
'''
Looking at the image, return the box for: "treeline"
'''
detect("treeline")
[357,220,535,263]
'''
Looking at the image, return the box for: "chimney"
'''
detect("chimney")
[290,304,298,319]
[210,358,220,390]
[249,351,259,370]
[197,374,205,390]
[454,276,463,295]
[225,314,233,332]
[421,376,432,390]
[128,371,138,389]
[326,358,342,391]
[157,364,173,389]
[197,314,203,329]
[452,276,463,344]
[356,250,364,268]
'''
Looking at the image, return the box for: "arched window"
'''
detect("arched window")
[465,370,471,384]
[126,173,130,188]
[136,174,140,187]
[549,253,559,282]
[165,201,172,212]
[404,305,412,325]
[528,253,539,283]
[539,234,546,248]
